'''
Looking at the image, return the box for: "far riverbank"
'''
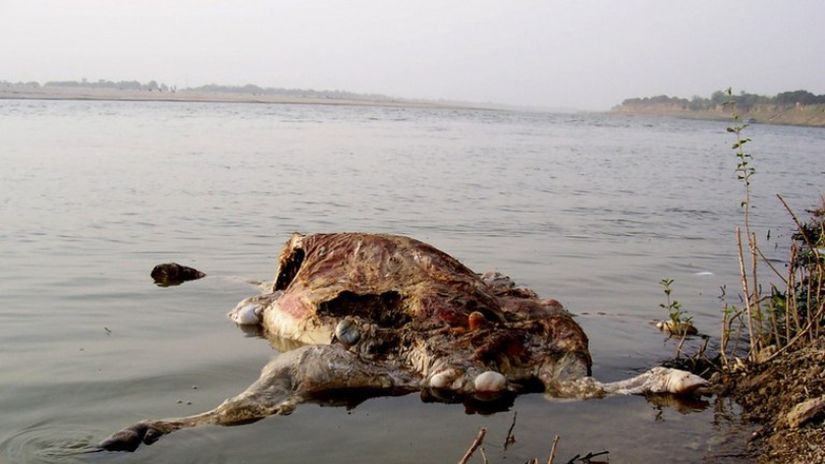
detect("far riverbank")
[613,102,825,128]
[0,84,486,111]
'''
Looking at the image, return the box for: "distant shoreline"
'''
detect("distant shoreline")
[0,84,489,111]
[612,102,825,128]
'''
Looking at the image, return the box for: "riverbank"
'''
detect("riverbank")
[711,197,824,463]
[0,84,480,110]
[711,341,825,463]
[612,102,825,128]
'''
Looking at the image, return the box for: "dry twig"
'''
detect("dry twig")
[503,411,517,449]
[459,427,487,464]
[737,227,757,360]
[565,450,609,463]
[547,434,560,464]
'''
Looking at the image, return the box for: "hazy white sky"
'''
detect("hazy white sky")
[1,0,823,110]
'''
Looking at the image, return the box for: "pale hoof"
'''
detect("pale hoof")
[229,302,263,325]
[474,371,507,393]
[429,369,459,389]
[652,367,707,395]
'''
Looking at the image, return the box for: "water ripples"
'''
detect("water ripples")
[2,100,824,463]
[1,422,102,464]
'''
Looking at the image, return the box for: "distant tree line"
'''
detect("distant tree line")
[621,89,825,111]
[187,83,392,101]
[0,80,41,88]
[0,78,392,101]
[41,78,174,92]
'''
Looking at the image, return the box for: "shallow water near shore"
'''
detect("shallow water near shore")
[1,100,823,463]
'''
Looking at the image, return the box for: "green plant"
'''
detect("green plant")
[773,196,825,349]
[717,87,765,365]
[727,88,755,221]
[659,278,692,325]
[720,89,824,369]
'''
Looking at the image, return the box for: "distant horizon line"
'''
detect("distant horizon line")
[0,78,587,113]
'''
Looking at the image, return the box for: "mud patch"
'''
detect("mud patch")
[713,339,825,463]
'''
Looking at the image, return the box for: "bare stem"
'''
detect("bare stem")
[750,232,762,341]
[503,411,517,450]
[720,304,730,367]
[547,435,561,464]
[777,194,822,261]
[458,427,487,464]
[788,245,802,333]
[756,245,788,285]
[737,227,757,361]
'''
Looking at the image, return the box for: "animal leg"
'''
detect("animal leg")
[100,353,298,451]
[540,359,706,398]
[597,367,707,395]
[100,344,414,452]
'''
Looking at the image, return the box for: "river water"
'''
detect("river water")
[1,99,823,463]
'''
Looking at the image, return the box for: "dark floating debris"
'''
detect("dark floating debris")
[150,263,205,287]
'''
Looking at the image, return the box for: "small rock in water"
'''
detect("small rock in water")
[151,263,206,287]
[656,319,698,336]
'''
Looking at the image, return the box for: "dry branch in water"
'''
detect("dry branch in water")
[503,411,517,449]
[547,434,560,464]
[458,427,486,464]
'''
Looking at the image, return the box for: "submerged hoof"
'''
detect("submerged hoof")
[151,263,205,287]
[100,422,165,452]
[142,425,165,445]
[99,423,148,452]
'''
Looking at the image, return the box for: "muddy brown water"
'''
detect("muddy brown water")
[1,100,823,463]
